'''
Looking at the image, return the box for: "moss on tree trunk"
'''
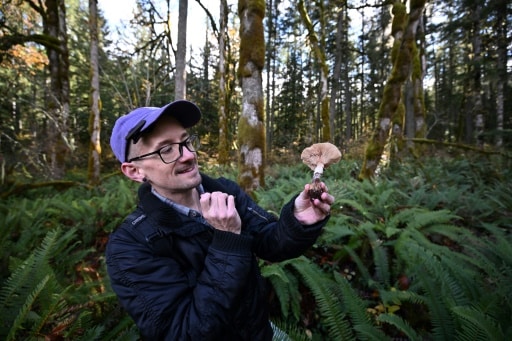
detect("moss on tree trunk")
[359,0,426,180]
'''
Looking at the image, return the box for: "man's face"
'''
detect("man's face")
[126,115,201,199]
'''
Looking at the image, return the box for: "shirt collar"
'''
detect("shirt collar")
[151,184,205,217]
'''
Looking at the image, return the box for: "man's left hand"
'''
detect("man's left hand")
[293,182,334,225]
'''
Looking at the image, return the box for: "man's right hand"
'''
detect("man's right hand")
[200,192,242,234]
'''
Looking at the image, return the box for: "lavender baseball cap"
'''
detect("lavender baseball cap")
[110,100,202,162]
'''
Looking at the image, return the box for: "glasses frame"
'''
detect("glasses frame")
[127,134,200,164]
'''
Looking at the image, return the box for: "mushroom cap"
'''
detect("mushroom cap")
[301,142,342,171]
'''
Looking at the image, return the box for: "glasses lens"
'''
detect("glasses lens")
[186,135,200,152]
[160,135,200,163]
[160,144,180,163]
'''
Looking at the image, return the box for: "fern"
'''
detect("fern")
[0,229,86,340]
[365,227,391,287]
[342,244,373,288]
[261,262,301,320]
[452,305,506,341]
[0,230,62,340]
[377,313,421,341]
[6,275,50,341]
[395,234,457,340]
[287,256,355,340]
[270,320,310,341]
[101,315,139,341]
[333,272,389,340]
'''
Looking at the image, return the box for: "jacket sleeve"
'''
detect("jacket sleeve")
[106,224,256,340]
[218,178,328,262]
[248,195,328,262]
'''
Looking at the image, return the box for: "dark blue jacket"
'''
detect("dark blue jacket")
[106,174,327,340]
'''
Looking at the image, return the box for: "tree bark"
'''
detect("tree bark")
[44,0,71,179]
[330,6,343,146]
[359,0,426,180]
[494,0,507,148]
[237,0,266,194]
[298,0,330,142]
[217,0,229,165]
[175,0,188,100]
[471,2,483,147]
[88,0,101,185]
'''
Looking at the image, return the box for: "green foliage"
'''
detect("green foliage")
[0,175,137,340]
[1,157,511,340]
[259,157,512,340]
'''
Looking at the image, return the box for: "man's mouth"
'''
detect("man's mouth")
[176,164,196,174]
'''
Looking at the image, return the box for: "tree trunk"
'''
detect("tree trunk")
[265,0,276,159]
[406,13,426,150]
[175,0,188,100]
[45,0,71,179]
[413,13,427,140]
[217,0,229,165]
[298,0,330,142]
[342,5,352,143]
[88,0,101,185]
[330,6,343,146]
[494,0,507,148]
[359,0,426,180]
[237,0,266,194]
[471,2,483,147]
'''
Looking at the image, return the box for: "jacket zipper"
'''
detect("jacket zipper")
[247,206,269,222]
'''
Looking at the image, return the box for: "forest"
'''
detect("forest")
[1,0,511,340]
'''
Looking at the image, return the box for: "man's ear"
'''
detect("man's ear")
[121,162,146,183]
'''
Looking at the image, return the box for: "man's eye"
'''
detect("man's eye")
[160,145,174,155]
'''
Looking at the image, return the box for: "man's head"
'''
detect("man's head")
[110,100,203,200]
[110,100,202,163]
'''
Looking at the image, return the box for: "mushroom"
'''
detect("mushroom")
[301,142,342,199]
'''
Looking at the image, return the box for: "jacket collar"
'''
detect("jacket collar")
[136,173,229,235]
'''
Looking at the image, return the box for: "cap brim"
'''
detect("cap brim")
[144,100,201,131]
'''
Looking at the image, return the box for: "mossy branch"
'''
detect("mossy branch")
[407,138,511,158]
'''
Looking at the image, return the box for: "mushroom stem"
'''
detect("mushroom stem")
[312,164,324,180]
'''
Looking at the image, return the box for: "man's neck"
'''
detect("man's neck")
[152,186,202,211]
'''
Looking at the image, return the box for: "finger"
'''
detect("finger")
[320,191,335,205]
[226,195,236,213]
[302,184,312,199]
[211,192,228,209]
[200,193,212,211]
[313,198,332,215]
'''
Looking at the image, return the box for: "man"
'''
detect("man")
[106,100,334,340]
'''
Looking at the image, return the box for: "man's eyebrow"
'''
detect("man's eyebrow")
[154,133,190,148]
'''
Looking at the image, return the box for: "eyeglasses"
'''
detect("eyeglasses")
[128,135,200,164]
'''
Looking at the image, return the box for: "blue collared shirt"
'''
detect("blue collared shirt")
[151,185,207,224]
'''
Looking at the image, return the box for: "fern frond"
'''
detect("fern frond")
[452,305,505,341]
[377,313,421,341]
[333,272,388,340]
[319,216,355,245]
[77,325,105,341]
[288,257,355,340]
[379,289,425,308]
[338,198,375,220]
[388,207,458,231]
[343,244,375,288]
[270,320,311,341]
[101,315,138,341]
[365,228,390,286]
[261,262,301,320]
[6,275,50,341]
[395,233,456,340]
